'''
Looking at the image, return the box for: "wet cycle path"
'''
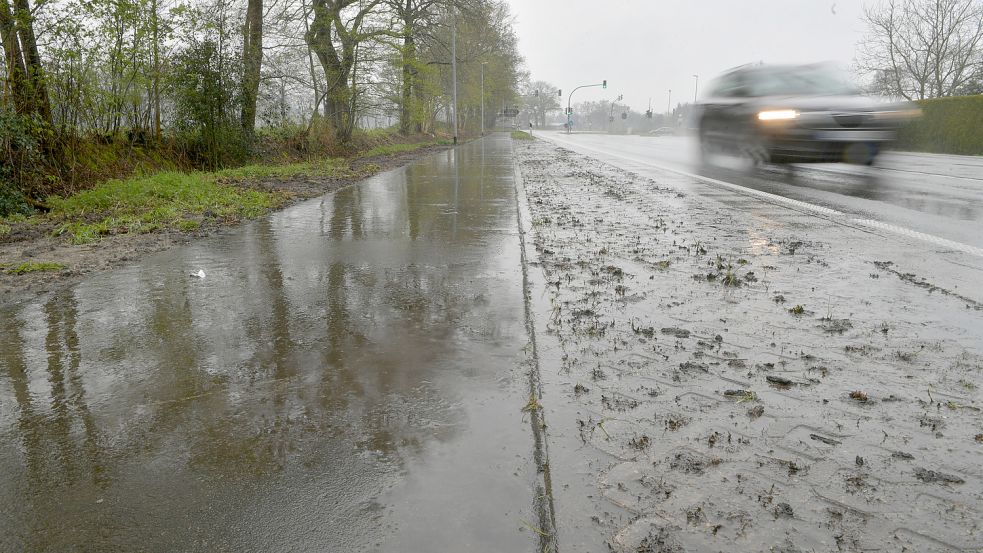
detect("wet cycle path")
[0,134,549,552]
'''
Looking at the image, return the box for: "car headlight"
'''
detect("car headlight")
[757,109,799,121]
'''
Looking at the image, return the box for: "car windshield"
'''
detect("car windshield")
[748,66,860,96]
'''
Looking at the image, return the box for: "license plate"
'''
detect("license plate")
[813,130,893,141]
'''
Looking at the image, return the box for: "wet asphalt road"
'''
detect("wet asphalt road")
[538,131,983,250]
[0,135,544,552]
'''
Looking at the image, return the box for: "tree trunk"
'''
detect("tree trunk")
[305,0,358,142]
[151,0,161,139]
[12,0,51,126]
[399,29,415,135]
[241,0,263,134]
[0,0,31,115]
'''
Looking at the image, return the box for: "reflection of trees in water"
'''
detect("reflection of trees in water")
[172,216,303,476]
[401,150,514,242]
[0,292,106,549]
[43,293,102,486]
[316,161,511,457]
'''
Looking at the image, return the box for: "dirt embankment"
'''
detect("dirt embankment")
[0,144,450,305]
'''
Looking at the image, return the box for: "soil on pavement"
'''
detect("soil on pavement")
[514,137,983,552]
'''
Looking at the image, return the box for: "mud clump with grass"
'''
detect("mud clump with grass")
[515,137,983,552]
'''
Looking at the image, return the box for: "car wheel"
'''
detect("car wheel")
[698,124,714,163]
[737,127,770,168]
[844,142,879,165]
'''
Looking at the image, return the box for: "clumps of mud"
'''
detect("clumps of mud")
[635,526,684,553]
[668,450,721,475]
[913,467,965,485]
[517,137,983,553]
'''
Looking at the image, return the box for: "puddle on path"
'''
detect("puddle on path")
[0,135,540,552]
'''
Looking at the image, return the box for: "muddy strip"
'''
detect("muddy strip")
[515,137,983,552]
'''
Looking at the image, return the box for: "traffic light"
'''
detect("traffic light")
[535,90,539,97]
[646,110,653,119]
[608,115,614,122]
[558,89,562,96]
[602,80,607,89]
[621,112,627,120]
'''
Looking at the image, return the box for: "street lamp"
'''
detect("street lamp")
[667,88,671,115]
[480,62,487,136]
[692,74,699,103]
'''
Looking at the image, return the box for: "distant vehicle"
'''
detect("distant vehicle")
[695,63,919,165]
[648,127,675,136]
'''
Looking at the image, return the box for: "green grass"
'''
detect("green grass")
[44,171,289,244]
[6,261,66,275]
[2,136,446,245]
[358,140,439,159]
[897,95,983,156]
[212,158,351,180]
[511,131,533,140]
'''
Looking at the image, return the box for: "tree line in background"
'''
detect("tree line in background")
[0,0,522,210]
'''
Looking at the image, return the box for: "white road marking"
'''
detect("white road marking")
[542,133,983,259]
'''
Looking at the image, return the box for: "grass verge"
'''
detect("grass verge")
[511,131,534,140]
[5,261,66,274]
[2,138,446,245]
[358,139,450,158]
[45,171,292,245]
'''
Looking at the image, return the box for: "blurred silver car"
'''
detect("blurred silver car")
[695,63,919,165]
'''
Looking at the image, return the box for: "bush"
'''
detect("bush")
[0,181,32,217]
[170,40,248,168]
[896,95,983,156]
[0,109,46,213]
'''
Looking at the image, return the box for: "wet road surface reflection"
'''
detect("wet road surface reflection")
[0,134,538,552]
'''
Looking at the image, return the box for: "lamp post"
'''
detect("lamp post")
[480,62,487,136]
[667,88,671,115]
[692,74,699,103]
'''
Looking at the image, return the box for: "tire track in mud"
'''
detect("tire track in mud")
[514,137,983,553]
[511,138,559,553]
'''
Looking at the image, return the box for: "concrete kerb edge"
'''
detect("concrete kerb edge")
[509,135,559,552]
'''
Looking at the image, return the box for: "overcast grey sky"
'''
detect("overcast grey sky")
[504,0,870,112]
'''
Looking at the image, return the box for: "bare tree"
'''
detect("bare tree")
[305,0,386,141]
[858,0,983,99]
[523,80,559,127]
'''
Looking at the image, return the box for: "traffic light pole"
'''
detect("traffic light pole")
[566,81,606,134]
